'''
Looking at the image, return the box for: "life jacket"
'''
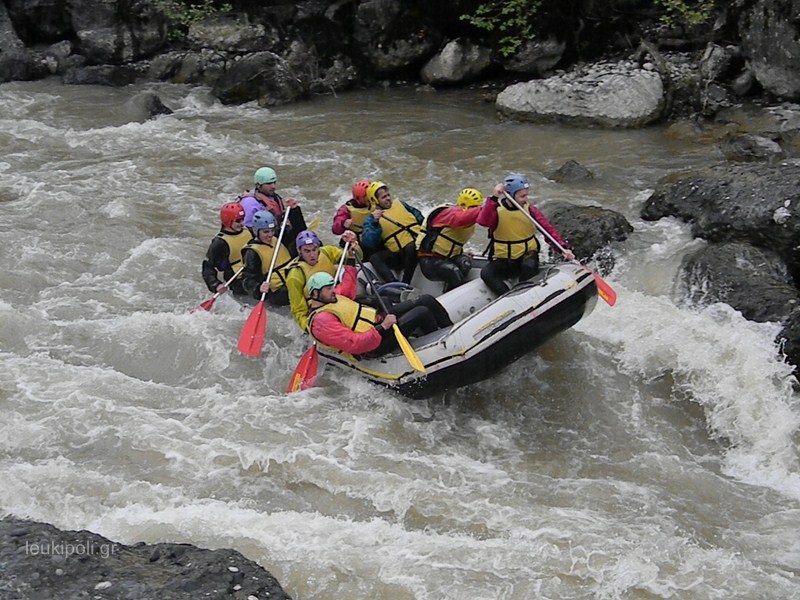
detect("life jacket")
[244,239,293,291]
[489,204,539,260]
[216,229,253,270]
[380,201,421,252]
[239,190,285,220]
[417,204,475,258]
[345,200,374,237]
[284,252,337,300]
[308,296,379,344]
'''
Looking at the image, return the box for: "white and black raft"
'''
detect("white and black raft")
[315,256,599,399]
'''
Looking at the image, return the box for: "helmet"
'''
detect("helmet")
[503,174,529,198]
[220,202,245,228]
[252,210,276,235]
[457,188,483,208]
[295,229,321,251]
[254,167,277,185]
[306,272,335,295]
[366,180,388,205]
[352,180,371,206]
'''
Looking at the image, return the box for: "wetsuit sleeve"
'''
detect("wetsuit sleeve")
[528,205,569,250]
[310,311,383,355]
[241,248,265,300]
[201,236,229,293]
[361,215,383,250]
[477,197,499,232]
[331,204,350,235]
[238,195,260,228]
[335,265,358,299]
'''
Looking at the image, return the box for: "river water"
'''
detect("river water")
[1,79,799,599]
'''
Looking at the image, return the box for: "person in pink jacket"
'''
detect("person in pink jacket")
[477,174,575,296]
[305,269,451,357]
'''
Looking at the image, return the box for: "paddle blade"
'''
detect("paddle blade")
[191,297,216,313]
[581,265,617,307]
[393,324,426,374]
[286,345,319,392]
[237,301,267,357]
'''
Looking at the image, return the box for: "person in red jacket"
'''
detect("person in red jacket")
[331,180,373,246]
[477,174,574,296]
[305,269,451,357]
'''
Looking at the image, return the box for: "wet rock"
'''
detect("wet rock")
[718,134,785,162]
[778,308,800,373]
[678,242,798,322]
[496,59,665,128]
[421,39,491,86]
[0,518,292,600]
[63,64,140,86]
[124,92,173,122]
[548,160,595,183]
[501,37,565,77]
[212,51,305,107]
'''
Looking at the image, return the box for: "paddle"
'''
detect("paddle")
[286,242,350,392]
[237,207,292,357]
[191,267,244,313]
[502,191,617,306]
[353,252,426,374]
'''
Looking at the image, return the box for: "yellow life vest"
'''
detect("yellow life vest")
[285,252,337,300]
[309,296,379,339]
[345,201,374,236]
[244,240,293,291]
[217,229,253,270]
[380,201,421,252]
[490,205,539,260]
[416,204,475,258]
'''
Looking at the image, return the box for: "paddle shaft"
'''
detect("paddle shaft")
[212,267,244,298]
[258,206,293,303]
[501,190,617,306]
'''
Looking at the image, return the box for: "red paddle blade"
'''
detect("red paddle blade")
[287,345,319,392]
[191,297,216,313]
[237,302,267,357]
[581,265,617,306]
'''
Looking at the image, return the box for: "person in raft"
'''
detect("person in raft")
[284,228,359,332]
[331,180,374,251]
[477,174,575,296]
[304,270,452,358]
[238,166,307,256]
[240,210,293,306]
[416,187,484,292]
[201,201,252,299]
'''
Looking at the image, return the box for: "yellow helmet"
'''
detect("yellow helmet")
[366,180,388,205]
[457,188,483,208]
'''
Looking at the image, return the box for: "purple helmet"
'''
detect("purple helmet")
[296,229,321,251]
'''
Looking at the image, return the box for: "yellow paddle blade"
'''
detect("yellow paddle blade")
[307,216,321,231]
[393,324,426,373]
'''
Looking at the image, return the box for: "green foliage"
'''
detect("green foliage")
[655,0,716,27]
[155,0,233,42]
[460,0,542,57]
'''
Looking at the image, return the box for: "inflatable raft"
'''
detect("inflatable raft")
[316,257,598,398]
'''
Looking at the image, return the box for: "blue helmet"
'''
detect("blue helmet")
[296,229,321,251]
[504,174,529,197]
[252,210,276,235]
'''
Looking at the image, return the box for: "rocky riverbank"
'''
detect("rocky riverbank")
[0,517,292,599]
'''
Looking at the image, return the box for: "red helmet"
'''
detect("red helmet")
[352,180,371,206]
[220,202,245,228]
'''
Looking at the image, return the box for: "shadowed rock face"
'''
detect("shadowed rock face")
[0,518,293,600]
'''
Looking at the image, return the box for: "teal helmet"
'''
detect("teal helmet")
[503,174,529,197]
[254,166,277,185]
[252,210,276,235]
[306,272,335,294]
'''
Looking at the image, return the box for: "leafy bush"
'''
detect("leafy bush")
[154,0,233,41]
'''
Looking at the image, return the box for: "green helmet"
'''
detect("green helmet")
[254,167,277,185]
[306,272,335,295]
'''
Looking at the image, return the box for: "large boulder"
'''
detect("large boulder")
[641,160,800,280]
[496,59,666,128]
[679,241,799,322]
[739,0,800,100]
[420,38,491,86]
[0,518,292,600]
[212,51,305,106]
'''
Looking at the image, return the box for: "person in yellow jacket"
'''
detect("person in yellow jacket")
[360,180,423,284]
[478,174,575,296]
[416,188,483,292]
[201,201,252,299]
[241,210,293,306]
[284,228,359,331]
